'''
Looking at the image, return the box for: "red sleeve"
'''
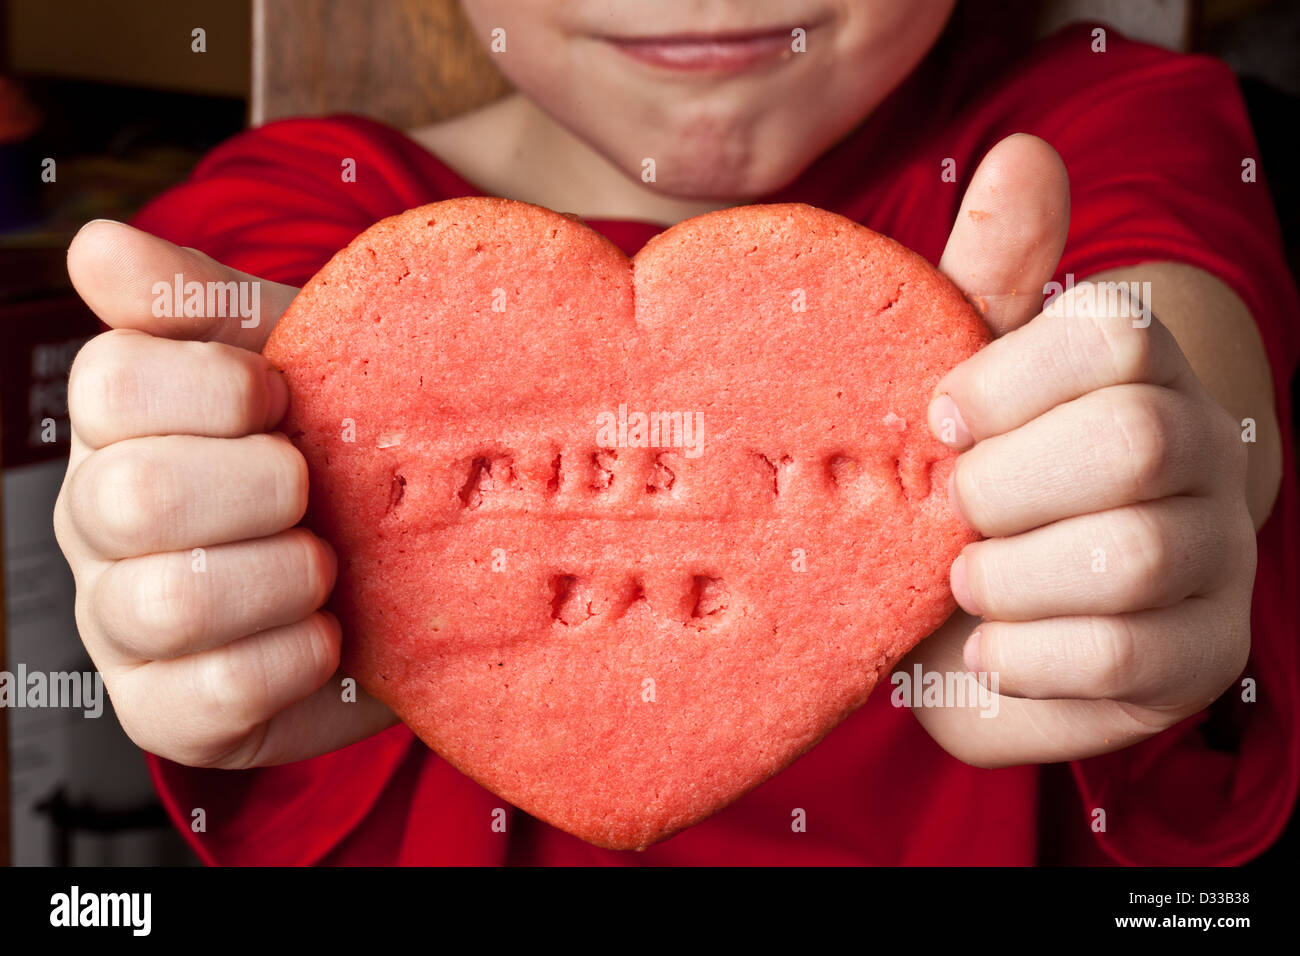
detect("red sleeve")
[996,27,1300,865]
[131,114,475,286]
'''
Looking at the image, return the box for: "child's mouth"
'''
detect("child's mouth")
[602,27,809,74]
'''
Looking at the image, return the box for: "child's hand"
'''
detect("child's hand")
[54,222,396,768]
[904,135,1265,766]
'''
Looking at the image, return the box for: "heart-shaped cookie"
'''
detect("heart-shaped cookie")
[264,198,987,849]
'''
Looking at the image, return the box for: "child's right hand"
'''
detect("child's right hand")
[54,221,397,768]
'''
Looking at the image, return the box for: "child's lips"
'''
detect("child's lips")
[603,28,804,73]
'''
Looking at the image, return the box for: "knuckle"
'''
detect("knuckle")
[1096,312,1152,382]
[1110,510,1171,601]
[188,340,265,433]
[67,331,141,439]
[88,447,169,553]
[59,456,110,557]
[52,483,77,556]
[196,644,269,735]
[193,615,337,741]
[130,558,210,658]
[1085,616,1139,697]
[1111,392,1175,495]
[1069,305,1151,383]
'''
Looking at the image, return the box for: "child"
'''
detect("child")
[55,1,1297,864]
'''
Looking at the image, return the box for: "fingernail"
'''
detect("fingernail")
[950,553,982,617]
[928,393,972,449]
[962,630,982,673]
[265,366,289,428]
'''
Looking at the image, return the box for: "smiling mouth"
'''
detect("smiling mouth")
[602,26,813,73]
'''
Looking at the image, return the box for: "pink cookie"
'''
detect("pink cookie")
[264,198,987,849]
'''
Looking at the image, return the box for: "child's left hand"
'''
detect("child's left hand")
[903,134,1267,766]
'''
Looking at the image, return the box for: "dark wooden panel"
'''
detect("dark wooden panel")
[252,0,510,128]
[7,0,250,96]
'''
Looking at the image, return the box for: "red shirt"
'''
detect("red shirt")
[133,23,1299,865]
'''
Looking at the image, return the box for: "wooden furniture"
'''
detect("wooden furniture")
[5,0,251,97]
[251,0,509,128]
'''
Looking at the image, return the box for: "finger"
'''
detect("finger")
[927,282,1191,450]
[111,611,343,767]
[951,498,1239,621]
[68,329,290,451]
[938,133,1070,336]
[963,597,1250,707]
[90,529,336,663]
[66,219,297,351]
[901,611,1171,766]
[952,385,1223,537]
[67,433,307,559]
[208,674,399,769]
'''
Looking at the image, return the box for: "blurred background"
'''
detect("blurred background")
[0,0,1296,866]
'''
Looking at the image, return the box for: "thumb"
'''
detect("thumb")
[66,219,298,352]
[938,133,1070,337]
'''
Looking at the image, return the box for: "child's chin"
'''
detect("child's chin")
[628,161,803,203]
